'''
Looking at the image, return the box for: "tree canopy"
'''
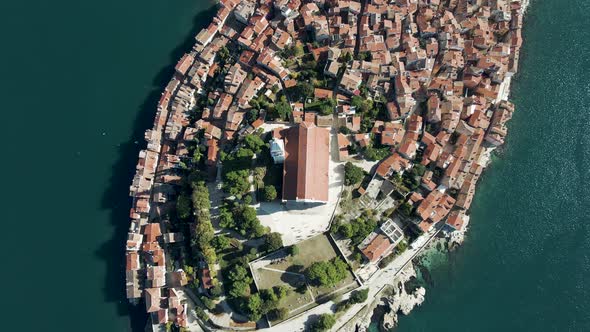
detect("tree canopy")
[305,258,349,287]
[244,134,265,154]
[223,170,251,197]
[344,162,364,186]
[176,193,192,219]
[349,288,369,304]
[220,203,267,239]
[226,264,252,299]
[246,285,290,322]
[311,313,336,332]
[263,232,283,252]
[263,185,277,201]
[274,95,292,120]
[288,245,299,256]
[335,213,378,245]
[296,82,314,100]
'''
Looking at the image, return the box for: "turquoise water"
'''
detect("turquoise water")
[1,0,588,331]
[0,0,215,331]
[393,1,590,331]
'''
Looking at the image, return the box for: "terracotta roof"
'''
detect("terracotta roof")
[360,234,393,262]
[314,88,334,99]
[446,211,467,231]
[175,54,194,76]
[375,153,410,177]
[251,118,264,128]
[145,288,162,313]
[282,123,330,203]
[143,223,162,243]
[201,268,213,289]
[126,252,140,271]
[337,133,350,147]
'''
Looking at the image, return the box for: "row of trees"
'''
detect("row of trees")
[191,181,217,266]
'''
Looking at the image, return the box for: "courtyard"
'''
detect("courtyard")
[255,128,345,245]
[249,235,358,324]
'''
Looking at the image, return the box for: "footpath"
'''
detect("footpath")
[267,224,443,332]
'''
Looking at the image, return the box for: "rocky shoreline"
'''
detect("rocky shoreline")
[379,264,426,331]
[358,0,532,329]
[363,228,466,331]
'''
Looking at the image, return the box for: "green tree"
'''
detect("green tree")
[275,95,292,120]
[311,313,336,332]
[176,193,192,219]
[228,264,250,282]
[338,223,354,238]
[274,285,290,299]
[195,221,215,248]
[233,204,267,238]
[344,162,364,186]
[223,170,251,196]
[270,307,289,321]
[351,96,373,114]
[229,280,250,298]
[296,82,314,100]
[263,185,277,201]
[339,126,351,134]
[398,202,413,216]
[352,251,363,263]
[263,232,283,252]
[349,289,369,304]
[236,147,255,159]
[210,286,223,298]
[212,235,231,251]
[260,288,279,303]
[202,245,217,265]
[396,240,408,253]
[219,206,235,229]
[183,265,194,276]
[191,182,211,212]
[305,258,348,287]
[293,44,304,57]
[227,264,252,298]
[218,46,230,61]
[288,245,299,256]
[244,134,265,154]
[200,295,215,310]
[247,293,264,321]
[411,163,426,177]
[192,146,204,164]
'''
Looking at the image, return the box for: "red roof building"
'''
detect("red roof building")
[282,122,330,203]
[360,233,394,263]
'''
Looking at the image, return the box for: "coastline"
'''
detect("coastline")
[365,1,532,330]
[121,0,534,331]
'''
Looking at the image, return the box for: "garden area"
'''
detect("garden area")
[249,235,358,324]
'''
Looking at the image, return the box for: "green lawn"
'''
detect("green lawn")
[251,235,359,323]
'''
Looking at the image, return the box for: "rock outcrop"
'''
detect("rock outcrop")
[378,263,426,331]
